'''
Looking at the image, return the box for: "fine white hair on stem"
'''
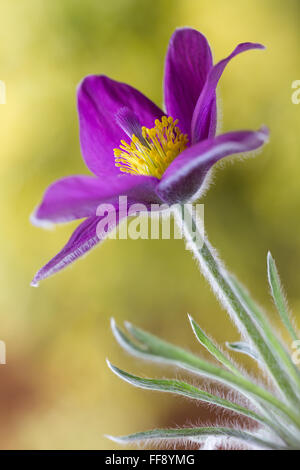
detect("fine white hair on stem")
[174,209,252,344]
[173,205,300,409]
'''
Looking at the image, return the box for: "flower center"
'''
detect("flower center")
[114,116,188,179]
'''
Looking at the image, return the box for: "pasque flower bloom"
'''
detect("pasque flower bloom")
[31,28,269,286]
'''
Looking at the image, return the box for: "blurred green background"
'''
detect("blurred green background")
[0,0,299,450]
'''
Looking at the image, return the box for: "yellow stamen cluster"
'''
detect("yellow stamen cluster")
[114,116,188,179]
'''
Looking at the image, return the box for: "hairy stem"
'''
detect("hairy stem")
[175,204,300,410]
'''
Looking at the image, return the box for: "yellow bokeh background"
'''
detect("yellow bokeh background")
[0,0,299,449]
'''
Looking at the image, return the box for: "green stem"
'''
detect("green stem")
[124,318,300,430]
[109,427,288,450]
[229,276,300,390]
[175,204,300,409]
[267,252,299,343]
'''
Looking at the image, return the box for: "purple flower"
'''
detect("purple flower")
[31,28,269,286]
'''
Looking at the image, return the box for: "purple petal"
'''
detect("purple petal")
[115,107,143,140]
[156,127,269,204]
[31,216,113,286]
[32,185,156,286]
[78,75,164,177]
[32,174,160,225]
[191,43,265,143]
[164,28,213,139]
